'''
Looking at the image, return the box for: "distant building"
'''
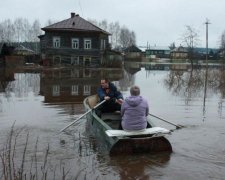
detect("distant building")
[171,46,220,60]
[39,12,111,66]
[124,45,143,61]
[13,45,35,56]
[194,47,220,60]
[170,45,188,59]
[145,46,170,59]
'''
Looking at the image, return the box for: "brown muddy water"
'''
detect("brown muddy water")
[1,63,225,180]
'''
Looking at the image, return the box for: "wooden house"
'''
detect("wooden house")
[145,46,171,59]
[170,45,188,59]
[39,12,111,66]
[124,45,143,61]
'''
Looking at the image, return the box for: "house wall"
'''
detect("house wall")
[170,52,188,59]
[40,31,109,66]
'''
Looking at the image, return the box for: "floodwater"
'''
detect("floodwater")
[1,63,225,180]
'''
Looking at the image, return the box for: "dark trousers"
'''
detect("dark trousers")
[95,99,121,117]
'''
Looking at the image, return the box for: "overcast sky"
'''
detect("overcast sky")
[1,0,225,48]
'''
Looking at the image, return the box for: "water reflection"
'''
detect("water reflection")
[0,68,15,93]
[109,153,171,180]
[1,64,225,179]
[40,68,124,104]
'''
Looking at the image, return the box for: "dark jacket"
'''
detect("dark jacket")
[97,82,123,101]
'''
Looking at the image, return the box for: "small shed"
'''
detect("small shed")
[13,45,35,55]
[124,45,143,60]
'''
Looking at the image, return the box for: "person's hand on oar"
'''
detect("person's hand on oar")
[115,98,123,105]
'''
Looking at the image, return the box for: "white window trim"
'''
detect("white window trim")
[71,56,79,65]
[53,37,60,48]
[72,38,79,49]
[52,85,60,96]
[83,85,91,95]
[71,85,79,95]
[84,39,91,49]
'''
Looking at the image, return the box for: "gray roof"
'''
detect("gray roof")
[42,13,110,35]
[171,46,188,53]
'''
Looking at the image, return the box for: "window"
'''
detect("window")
[53,37,60,48]
[52,85,60,96]
[71,56,79,65]
[83,85,91,95]
[84,39,91,49]
[84,56,91,66]
[53,56,61,65]
[101,39,106,50]
[72,38,79,49]
[71,85,79,95]
[71,69,79,77]
[83,69,91,77]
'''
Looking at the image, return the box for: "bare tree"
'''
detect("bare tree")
[108,21,120,48]
[14,18,25,42]
[98,19,108,31]
[0,19,15,43]
[88,19,136,49]
[31,19,42,42]
[22,18,31,42]
[169,42,176,50]
[181,25,200,68]
[119,26,136,48]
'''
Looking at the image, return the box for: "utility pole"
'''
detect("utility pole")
[205,18,210,65]
[203,18,210,121]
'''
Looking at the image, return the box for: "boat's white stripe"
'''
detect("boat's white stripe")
[105,127,170,137]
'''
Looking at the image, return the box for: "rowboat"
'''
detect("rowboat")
[83,94,172,155]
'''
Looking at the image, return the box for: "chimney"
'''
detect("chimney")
[71,12,75,18]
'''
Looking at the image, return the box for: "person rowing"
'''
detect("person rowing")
[96,78,123,117]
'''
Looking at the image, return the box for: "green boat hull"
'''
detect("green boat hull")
[84,95,172,155]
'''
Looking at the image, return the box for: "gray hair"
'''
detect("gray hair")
[130,85,140,96]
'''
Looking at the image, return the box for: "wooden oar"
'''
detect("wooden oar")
[60,100,106,132]
[149,113,183,129]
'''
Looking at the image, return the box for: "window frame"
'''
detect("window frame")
[83,85,91,95]
[53,37,60,48]
[71,38,79,49]
[71,85,79,95]
[84,39,91,49]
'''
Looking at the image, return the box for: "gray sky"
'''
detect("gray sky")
[1,0,225,48]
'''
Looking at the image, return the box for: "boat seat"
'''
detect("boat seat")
[105,127,170,137]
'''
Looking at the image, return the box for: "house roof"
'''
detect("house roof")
[147,46,170,51]
[124,45,142,52]
[14,45,35,55]
[42,13,111,35]
[171,46,188,53]
[194,47,219,54]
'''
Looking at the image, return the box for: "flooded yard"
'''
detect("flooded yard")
[1,63,225,179]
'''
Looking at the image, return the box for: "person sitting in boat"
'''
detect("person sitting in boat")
[121,85,149,131]
[96,78,123,116]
